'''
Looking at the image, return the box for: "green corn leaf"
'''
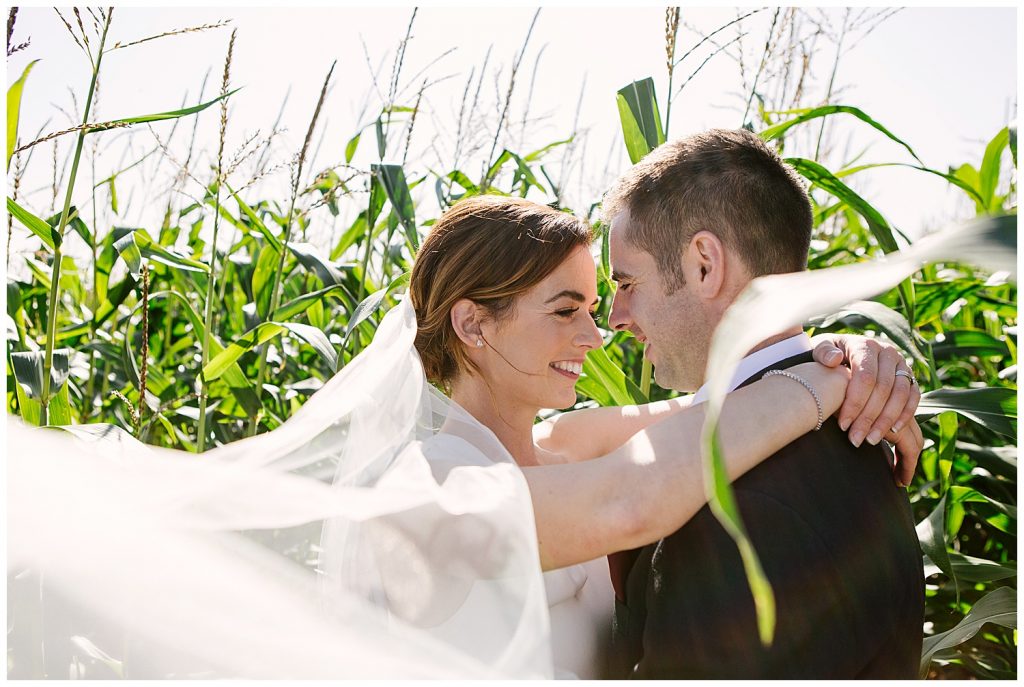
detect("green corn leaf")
[524,136,573,162]
[146,290,260,416]
[11,349,71,400]
[787,157,900,253]
[113,227,209,275]
[919,586,1016,675]
[948,486,1016,535]
[923,551,1017,584]
[580,345,648,407]
[228,185,283,252]
[112,231,144,280]
[374,115,385,158]
[917,387,1016,440]
[957,441,1016,480]
[307,298,327,331]
[979,127,1010,210]
[616,77,665,164]
[46,382,73,427]
[916,492,956,586]
[287,241,346,286]
[204,321,337,380]
[252,244,281,319]
[86,88,240,134]
[342,274,410,345]
[345,131,361,163]
[788,156,916,315]
[7,59,39,169]
[11,350,72,426]
[1008,123,1017,166]
[373,164,418,250]
[12,375,41,426]
[936,411,958,494]
[274,284,355,322]
[761,105,922,164]
[931,329,1010,359]
[45,206,93,248]
[835,162,987,207]
[7,197,58,250]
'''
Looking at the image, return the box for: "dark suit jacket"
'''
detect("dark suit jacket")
[606,352,924,679]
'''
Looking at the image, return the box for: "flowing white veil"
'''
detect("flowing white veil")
[7,297,553,679]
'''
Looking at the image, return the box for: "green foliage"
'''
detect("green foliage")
[7,59,39,168]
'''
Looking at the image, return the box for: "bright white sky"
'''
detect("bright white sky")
[6,4,1018,271]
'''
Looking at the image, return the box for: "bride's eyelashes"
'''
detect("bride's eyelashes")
[553,307,601,323]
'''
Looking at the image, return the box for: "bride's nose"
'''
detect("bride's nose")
[575,314,604,351]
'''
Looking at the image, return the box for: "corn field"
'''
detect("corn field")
[6,7,1016,679]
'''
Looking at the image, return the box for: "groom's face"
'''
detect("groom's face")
[608,212,713,393]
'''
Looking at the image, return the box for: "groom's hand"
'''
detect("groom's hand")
[811,336,922,487]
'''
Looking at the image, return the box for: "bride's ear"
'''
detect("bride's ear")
[450,298,484,348]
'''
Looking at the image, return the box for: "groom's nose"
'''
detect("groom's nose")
[608,292,631,331]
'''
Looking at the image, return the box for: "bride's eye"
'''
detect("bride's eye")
[588,310,600,323]
[554,308,578,319]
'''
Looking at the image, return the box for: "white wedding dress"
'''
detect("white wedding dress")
[418,434,615,679]
[545,558,616,679]
[7,298,606,679]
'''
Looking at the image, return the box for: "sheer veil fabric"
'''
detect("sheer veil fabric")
[7,297,554,679]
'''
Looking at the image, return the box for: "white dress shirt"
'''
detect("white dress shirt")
[690,333,813,406]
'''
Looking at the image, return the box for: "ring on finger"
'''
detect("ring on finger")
[895,369,917,385]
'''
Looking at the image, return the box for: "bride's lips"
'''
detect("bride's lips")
[549,360,584,380]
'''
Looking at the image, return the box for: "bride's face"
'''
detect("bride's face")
[477,246,603,411]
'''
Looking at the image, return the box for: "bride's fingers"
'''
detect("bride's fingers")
[847,346,900,447]
[886,420,923,487]
[865,371,915,447]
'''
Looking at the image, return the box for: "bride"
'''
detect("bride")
[8,195,920,679]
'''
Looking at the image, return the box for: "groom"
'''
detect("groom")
[602,129,924,678]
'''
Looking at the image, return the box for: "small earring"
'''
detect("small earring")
[476,338,484,348]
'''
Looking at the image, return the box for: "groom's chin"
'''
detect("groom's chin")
[652,364,689,394]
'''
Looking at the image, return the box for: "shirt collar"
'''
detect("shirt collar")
[690,333,813,406]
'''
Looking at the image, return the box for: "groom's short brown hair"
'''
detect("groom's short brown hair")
[603,128,813,291]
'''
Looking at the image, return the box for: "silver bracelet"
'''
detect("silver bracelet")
[762,369,824,431]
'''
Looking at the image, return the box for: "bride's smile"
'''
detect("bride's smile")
[464,245,603,414]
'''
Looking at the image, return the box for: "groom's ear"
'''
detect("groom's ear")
[686,230,726,299]
[450,298,485,347]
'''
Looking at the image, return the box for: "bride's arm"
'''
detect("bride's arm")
[535,335,920,467]
[524,361,848,571]
[533,396,693,462]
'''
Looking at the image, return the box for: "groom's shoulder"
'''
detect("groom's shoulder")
[680,350,904,531]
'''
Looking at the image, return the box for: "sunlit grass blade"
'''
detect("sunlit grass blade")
[761,105,923,164]
[979,127,1010,211]
[7,197,58,249]
[87,88,240,133]
[7,59,39,168]
[835,162,987,207]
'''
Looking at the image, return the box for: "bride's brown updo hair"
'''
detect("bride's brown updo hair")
[410,196,594,389]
